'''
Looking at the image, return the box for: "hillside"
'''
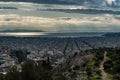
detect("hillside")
[0,48,120,80]
[55,48,120,80]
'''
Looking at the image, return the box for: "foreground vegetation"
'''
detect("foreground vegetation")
[0,48,120,80]
[84,48,120,80]
[0,58,66,80]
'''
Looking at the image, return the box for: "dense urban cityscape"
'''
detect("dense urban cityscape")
[0,35,120,74]
[0,0,120,80]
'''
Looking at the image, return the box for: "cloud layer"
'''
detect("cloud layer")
[0,14,120,32]
[0,2,120,32]
[0,0,106,5]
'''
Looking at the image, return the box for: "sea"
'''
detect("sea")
[0,32,105,37]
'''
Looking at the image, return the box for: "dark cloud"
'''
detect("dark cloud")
[58,0,105,5]
[41,8,120,15]
[0,0,105,5]
[0,0,73,4]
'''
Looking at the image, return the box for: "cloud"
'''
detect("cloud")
[58,0,105,4]
[41,8,120,15]
[0,0,106,5]
[0,14,120,32]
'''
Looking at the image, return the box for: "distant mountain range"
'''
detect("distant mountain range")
[103,32,120,37]
[0,29,45,32]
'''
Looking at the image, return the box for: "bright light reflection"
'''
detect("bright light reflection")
[0,32,47,37]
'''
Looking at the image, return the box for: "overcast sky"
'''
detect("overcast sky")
[0,1,120,32]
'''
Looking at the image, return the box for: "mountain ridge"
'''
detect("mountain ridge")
[0,29,45,32]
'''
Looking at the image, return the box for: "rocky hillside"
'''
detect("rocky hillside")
[0,48,120,80]
[55,48,120,80]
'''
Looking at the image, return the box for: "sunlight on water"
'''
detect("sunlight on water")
[0,32,104,37]
[0,32,47,37]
